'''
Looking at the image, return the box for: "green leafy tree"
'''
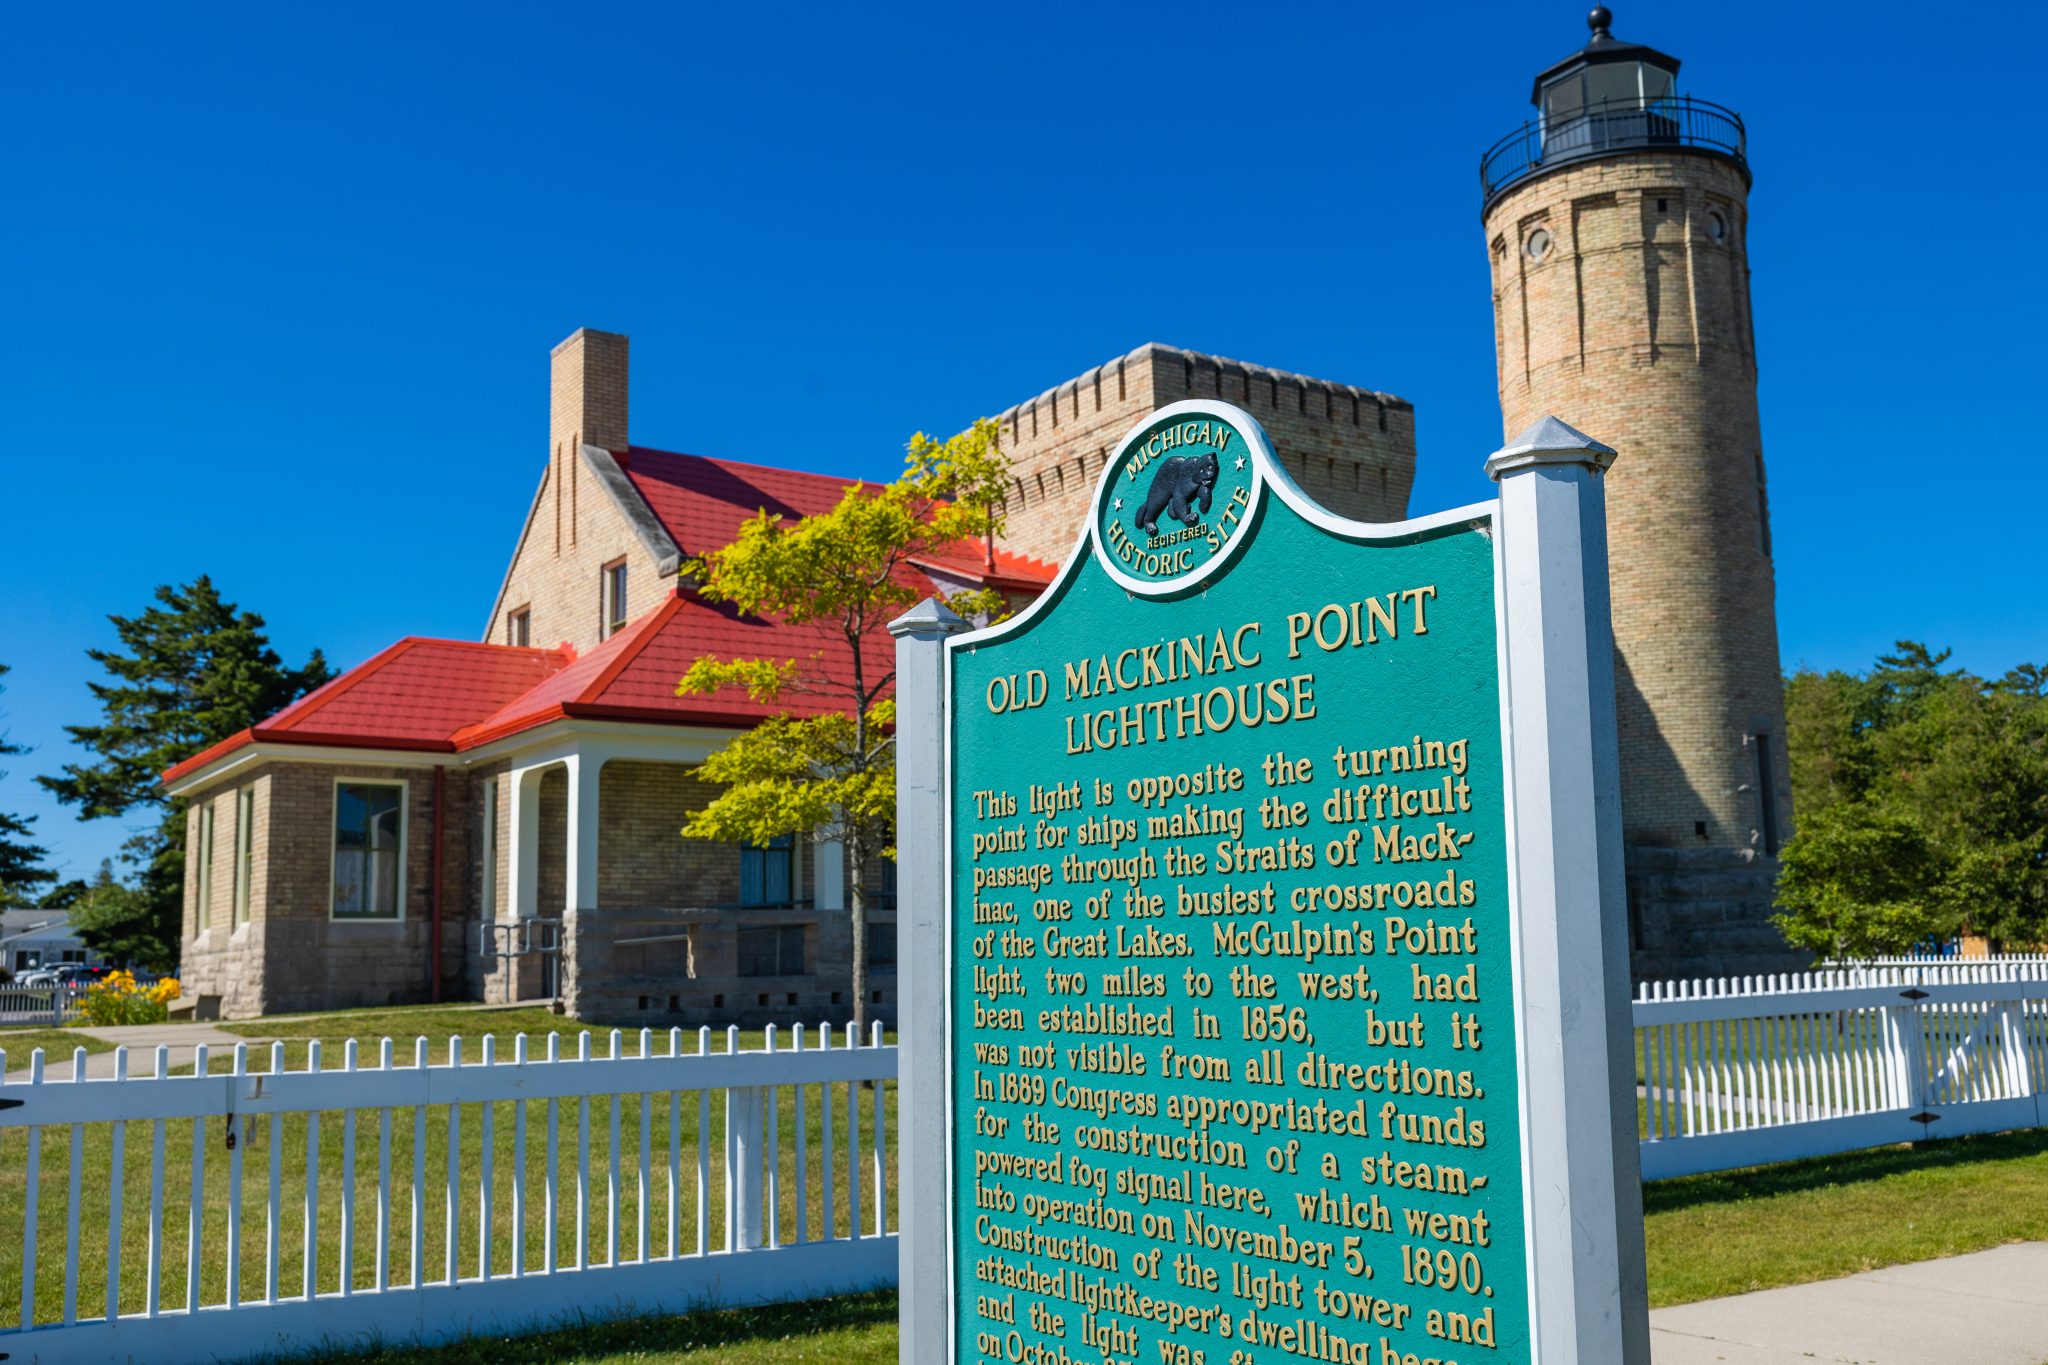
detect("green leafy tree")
[1776,641,2048,957]
[0,663,58,908]
[678,421,1009,1032]
[66,860,160,968]
[38,577,330,969]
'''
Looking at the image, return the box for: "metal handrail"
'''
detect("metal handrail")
[479,916,563,959]
[1481,94,1748,210]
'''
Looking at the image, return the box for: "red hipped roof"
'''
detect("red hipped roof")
[162,446,1056,789]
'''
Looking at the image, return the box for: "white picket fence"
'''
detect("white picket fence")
[0,1023,897,1363]
[1634,960,2048,1179]
[0,984,88,1026]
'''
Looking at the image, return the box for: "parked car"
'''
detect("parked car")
[16,963,108,988]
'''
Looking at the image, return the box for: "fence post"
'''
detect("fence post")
[1883,999,1927,1117]
[732,1085,764,1252]
[890,597,969,1365]
[1996,1000,2030,1101]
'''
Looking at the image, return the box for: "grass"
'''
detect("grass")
[0,1004,897,1327]
[0,1029,114,1067]
[1642,1127,2048,1306]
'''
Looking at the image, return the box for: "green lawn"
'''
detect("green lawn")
[0,1029,114,1067]
[1642,1127,2048,1306]
[0,1006,897,1327]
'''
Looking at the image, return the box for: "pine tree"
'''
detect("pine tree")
[37,578,331,967]
[0,663,58,908]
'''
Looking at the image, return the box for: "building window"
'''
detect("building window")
[869,921,898,969]
[1753,733,1781,857]
[738,924,805,977]
[481,775,498,919]
[233,787,255,926]
[740,835,794,908]
[195,801,215,932]
[601,560,628,638]
[507,607,531,647]
[1524,226,1553,262]
[1706,208,1728,242]
[332,781,406,919]
[865,858,897,911]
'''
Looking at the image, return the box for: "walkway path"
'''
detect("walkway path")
[1650,1242,2048,1363]
[3,1023,245,1081]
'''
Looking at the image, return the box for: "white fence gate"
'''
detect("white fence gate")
[0,1023,897,1363]
[1635,962,2048,1179]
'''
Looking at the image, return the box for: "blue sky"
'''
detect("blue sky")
[3,0,2042,881]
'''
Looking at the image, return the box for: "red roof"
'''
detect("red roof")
[163,446,1056,789]
[622,446,1054,586]
[161,639,571,785]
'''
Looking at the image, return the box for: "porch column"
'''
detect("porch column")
[506,764,549,920]
[813,836,845,911]
[562,753,604,915]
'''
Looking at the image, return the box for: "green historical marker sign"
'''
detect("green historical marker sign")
[893,402,1650,1365]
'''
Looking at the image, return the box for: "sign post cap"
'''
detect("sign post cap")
[1485,415,1618,481]
[889,596,971,640]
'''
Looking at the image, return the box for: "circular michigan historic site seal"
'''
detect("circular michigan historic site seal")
[1091,400,1264,595]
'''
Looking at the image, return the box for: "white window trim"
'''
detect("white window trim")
[328,776,409,923]
[481,775,498,920]
[195,801,215,933]
[233,786,255,927]
[602,559,629,639]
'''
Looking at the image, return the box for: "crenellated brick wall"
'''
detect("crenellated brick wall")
[991,343,1417,567]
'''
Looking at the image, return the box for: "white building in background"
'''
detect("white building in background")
[0,910,102,977]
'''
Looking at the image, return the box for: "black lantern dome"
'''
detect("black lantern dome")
[1480,8,1747,213]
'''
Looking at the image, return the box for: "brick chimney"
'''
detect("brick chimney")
[550,328,629,460]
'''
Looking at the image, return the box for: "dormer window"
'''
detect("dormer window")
[601,560,629,639]
[506,606,531,647]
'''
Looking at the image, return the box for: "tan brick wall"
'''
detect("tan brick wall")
[551,329,628,458]
[1485,153,1791,860]
[992,343,1417,567]
[179,760,474,1017]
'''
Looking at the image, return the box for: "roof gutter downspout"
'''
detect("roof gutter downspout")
[430,766,446,1003]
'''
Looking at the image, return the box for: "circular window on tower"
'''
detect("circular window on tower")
[1706,209,1728,243]
[1524,227,1553,262]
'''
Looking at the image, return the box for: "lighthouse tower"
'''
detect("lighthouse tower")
[1481,9,1796,977]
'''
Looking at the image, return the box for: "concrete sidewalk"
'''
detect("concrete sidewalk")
[1651,1242,2048,1364]
[3,1023,246,1081]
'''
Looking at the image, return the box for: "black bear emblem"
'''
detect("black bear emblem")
[1134,452,1218,536]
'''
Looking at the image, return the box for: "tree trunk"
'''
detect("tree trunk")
[849,827,868,1038]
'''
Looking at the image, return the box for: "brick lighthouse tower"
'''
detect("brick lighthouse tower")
[1481,8,1796,978]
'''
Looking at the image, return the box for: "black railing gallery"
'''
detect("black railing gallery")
[1481,95,1746,209]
